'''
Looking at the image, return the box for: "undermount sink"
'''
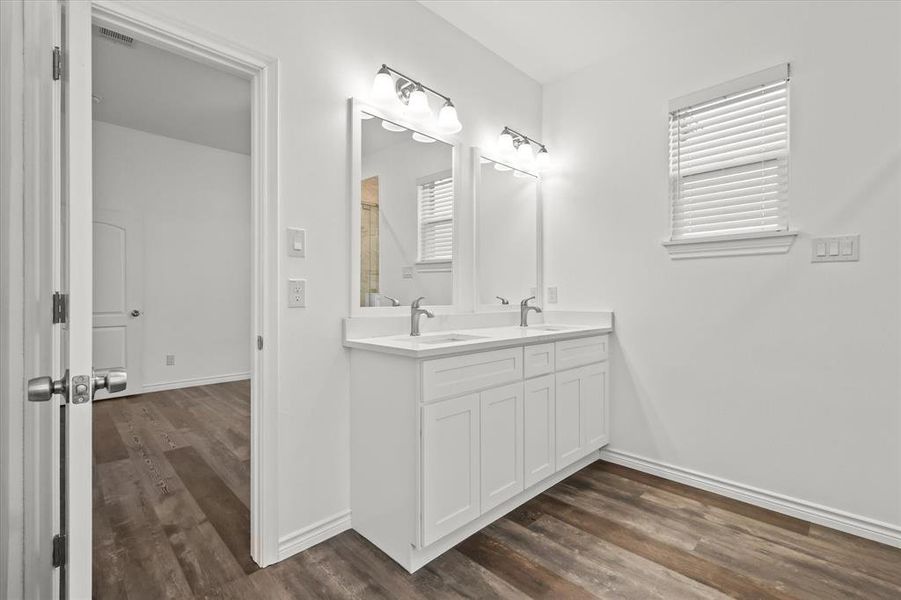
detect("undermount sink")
[528,324,578,332]
[413,333,488,345]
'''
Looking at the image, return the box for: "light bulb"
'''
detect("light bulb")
[371,66,395,102]
[516,140,534,166]
[437,100,462,133]
[535,146,550,171]
[381,119,406,132]
[407,85,431,120]
[497,131,514,155]
[412,132,435,143]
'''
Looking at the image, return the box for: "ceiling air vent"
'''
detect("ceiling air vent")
[97,26,134,47]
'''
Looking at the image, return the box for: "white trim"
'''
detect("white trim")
[91,0,281,568]
[663,230,798,259]
[140,372,251,394]
[669,63,790,112]
[277,510,353,561]
[600,448,901,549]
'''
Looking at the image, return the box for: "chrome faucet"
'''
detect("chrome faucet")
[383,294,400,307]
[410,296,434,336]
[520,296,542,327]
[496,296,510,305]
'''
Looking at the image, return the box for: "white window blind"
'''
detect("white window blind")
[418,173,454,262]
[669,68,790,240]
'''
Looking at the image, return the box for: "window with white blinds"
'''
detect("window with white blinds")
[669,67,790,241]
[418,173,454,262]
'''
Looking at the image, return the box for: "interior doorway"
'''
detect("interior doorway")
[87,4,281,590]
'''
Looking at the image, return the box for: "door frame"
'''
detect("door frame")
[89,1,283,568]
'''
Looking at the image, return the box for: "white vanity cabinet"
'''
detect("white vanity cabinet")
[349,332,610,573]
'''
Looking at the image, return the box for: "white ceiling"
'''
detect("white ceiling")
[92,27,251,155]
[418,1,732,84]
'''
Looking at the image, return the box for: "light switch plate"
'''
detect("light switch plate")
[287,228,306,258]
[547,286,558,304]
[288,279,306,308]
[812,235,859,262]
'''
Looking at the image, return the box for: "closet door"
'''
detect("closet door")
[422,394,480,546]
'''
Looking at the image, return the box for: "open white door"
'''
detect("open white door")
[23,2,120,598]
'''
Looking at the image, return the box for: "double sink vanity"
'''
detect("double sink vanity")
[345,312,612,572]
[345,96,613,571]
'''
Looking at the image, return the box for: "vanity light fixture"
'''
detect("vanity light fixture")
[497,126,551,172]
[411,132,436,144]
[381,120,407,132]
[370,64,463,133]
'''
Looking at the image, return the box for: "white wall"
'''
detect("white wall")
[123,0,542,549]
[361,129,453,306]
[93,121,251,389]
[542,1,901,527]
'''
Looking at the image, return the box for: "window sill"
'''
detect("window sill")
[415,260,452,273]
[662,230,798,259]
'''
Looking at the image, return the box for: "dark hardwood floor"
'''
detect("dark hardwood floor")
[93,381,901,599]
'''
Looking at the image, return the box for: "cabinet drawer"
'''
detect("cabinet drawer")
[524,343,555,379]
[555,335,608,371]
[422,347,523,403]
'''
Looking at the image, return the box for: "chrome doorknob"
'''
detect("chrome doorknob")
[130,309,141,317]
[27,375,67,402]
[93,368,127,394]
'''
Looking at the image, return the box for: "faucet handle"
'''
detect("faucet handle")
[520,295,536,307]
[496,296,509,305]
[412,296,426,309]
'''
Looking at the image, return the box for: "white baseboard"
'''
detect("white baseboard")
[278,510,352,561]
[141,371,250,394]
[600,448,901,549]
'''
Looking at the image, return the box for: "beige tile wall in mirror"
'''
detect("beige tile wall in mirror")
[360,113,454,307]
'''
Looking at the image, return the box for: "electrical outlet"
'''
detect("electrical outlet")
[288,279,306,308]
[402,266,414,279]
[166,354,175,366]
[547,286,558,304]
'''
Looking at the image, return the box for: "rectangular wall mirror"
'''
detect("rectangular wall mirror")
[475,154,540,308]
[355,106,456,309]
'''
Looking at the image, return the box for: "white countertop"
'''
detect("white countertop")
[343,323,612,358]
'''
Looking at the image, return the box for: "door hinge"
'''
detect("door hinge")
[257,335,264,350]
[52,533,66,568]
[52,292,68,324]
[52,46,62,81]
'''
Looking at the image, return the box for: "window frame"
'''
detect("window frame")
[663,64,798,259]
[416,169,454,269]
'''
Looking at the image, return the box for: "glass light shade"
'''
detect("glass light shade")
[360,112,374,120]
[493,162,512,172]
[411,132,435,143]
[535,147,551,170]
[407,87,431,119]
[371,69,395,102]
[437,102,462,133]
[497,132,514,155]
[381,119,406,132]
[516,140,533,165]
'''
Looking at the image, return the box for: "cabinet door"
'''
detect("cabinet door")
[555,367,585,470]
[524,375,556,488]
[480,383,524,513]
[422,394,480,546]
[582,362,609,451]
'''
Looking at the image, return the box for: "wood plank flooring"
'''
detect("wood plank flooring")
[94,381,901,599]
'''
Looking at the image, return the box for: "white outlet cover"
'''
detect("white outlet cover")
[288,278,306,308]
[547,286,558,304]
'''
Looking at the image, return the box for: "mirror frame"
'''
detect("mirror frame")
[471,148,544,312]
[349,98,466,316]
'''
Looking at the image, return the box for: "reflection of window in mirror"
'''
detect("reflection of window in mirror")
[359,113,454,307]
[478,158,538,306]
[417,170,453,265]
